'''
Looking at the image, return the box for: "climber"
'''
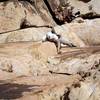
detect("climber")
[42,28,75,53]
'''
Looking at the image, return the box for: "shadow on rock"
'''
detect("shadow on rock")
[0,80,40,99]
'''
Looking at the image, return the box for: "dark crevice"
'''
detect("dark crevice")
[0,25,51,34]
[43,0,64,25]
[0,29,21,34]
[77,71,91,79]
[49,70,72,75]
[20,24,52,29]
[20,19,27,29]
[78,0,91,3]
[21,0,66,25]
[43,0,81,25]
[0,81,39,99]
[80,13,100,19]
[61,88,70,100]
[81,15,100,20]
[72,82,81,88]
[0,0,9,2]
[1,0,79,25]
[20,18,52,29]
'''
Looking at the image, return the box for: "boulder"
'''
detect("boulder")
[48,52,100,74]
[0,1,54,33]
[54,19,100,47]
[21,0,54,27]
[29,0,55,26]
[54,24,86,47]
[69,81,100,100]
[0,1,25,33]
[0,42,57,75]
[43,0,100,23]
[69,0,100,16]
[0,27,51,43]
[70,19,100,45]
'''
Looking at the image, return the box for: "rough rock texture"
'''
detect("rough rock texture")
[71,19,100,45]
[28,0,55,25]
[0,27,51,43]
[0,0,100,100]
[49,53,100,74]
[44,0,100,23]
[0,42,100,100]
[0,42,57,75]
[0,71,81,100]
[69,0,100,17]
[0,1,54,33]
[0,1,25,33]
[0,0,100,34]
[69,81,100,100]
[54,19,100,47]
[0,18,100,46]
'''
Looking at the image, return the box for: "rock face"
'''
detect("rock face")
[70,19,100,45]
[0,1,25,33]
[54,19,100,47]
[0,1,55,33]
[0,18,100,46]
[0,44,100,100]
[0,0,100,100]
[29,0,55,25]
[69,81,100,100]
[49,53,100,74]
[0,42,57,75]
[1,0,100,34]
[0,27,51,43]
[69,0,100,15]
[43,0,100,23]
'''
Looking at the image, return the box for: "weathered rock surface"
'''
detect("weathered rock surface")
[49,53,100,74]
[45,0,100,23]
[54,19,100,47]
[0,1,54,33]
[0,0,100,100]
[0,1,25,33]
[0,42,57,75]
[69,80,100,100]
[0,42,100,100]
[28,0,55,25]
[0,0,100,34]
[0,71,81,100]
[0,27,51,43]
[69,0,100,15]
[0,18,100,46]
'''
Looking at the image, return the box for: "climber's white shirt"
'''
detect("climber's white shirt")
[42,31,58,41]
